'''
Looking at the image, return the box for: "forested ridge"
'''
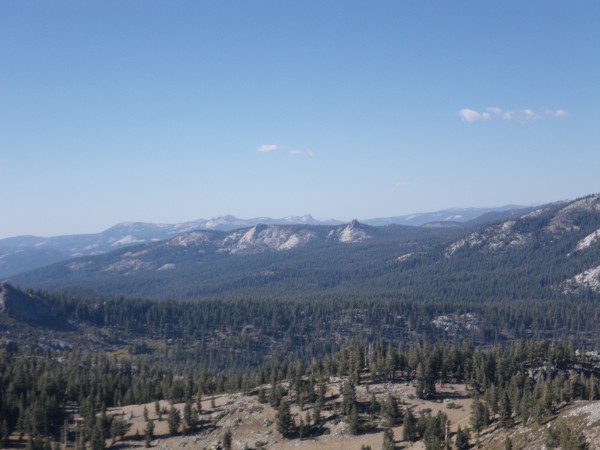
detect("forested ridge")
[11,195,600,302]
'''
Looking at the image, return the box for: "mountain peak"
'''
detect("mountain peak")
[328,220,372,243]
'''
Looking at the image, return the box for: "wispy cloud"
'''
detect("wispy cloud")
[458,107,569,124]
[257,144,280,153]
[395,180,411,188]
[458,108,490,123]
[257,144,313,157]
[289,148,314,157]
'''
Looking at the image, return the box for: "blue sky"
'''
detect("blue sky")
[1,1,599,238]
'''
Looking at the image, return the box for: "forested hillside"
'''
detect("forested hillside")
[11,195,600,302]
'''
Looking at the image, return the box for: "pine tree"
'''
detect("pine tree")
[167,406,181,435]
[223,430,232,450]
[415,363,426,399]
[402,409,417,442]
[89,422,105,450]
[499,391,513,429]
[383,394,399,427]
[155,402,161,421]
[298,417,305,440]
[144,420,154,448]
[276,401,293,438]
[470,398,488,436]
[183,401,193,429]
[312,405,321,429]
[110,417,129,444]
[348,403,359,435]
[455,425,469,450]
[382,428,395,450]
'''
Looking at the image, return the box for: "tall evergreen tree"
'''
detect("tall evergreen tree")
[144,420,154,448]
[223,430,232,450]
[167,407,181,435]
[382,428,395,450]
[402,409,417,443]
[382,394,400,428]
[276,401,293,438]
[455,425,469,450]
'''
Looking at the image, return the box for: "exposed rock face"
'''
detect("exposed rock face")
[328,220,372,243]
[545,194,600,235]
[562,265,600,294]
[445,220,531,257]
[0,282,58,321]
[574,229,600,252]
[219,224,317,254]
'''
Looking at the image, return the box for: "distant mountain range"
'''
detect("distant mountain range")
[363,205,526,226]
[8,195,600,302]
[0,206,526,279]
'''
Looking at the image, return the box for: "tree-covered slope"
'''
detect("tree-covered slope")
[10,194,600,302]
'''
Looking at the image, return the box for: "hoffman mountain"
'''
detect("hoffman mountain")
[9,194,600,302]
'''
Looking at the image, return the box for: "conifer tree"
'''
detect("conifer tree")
[499,391,513,429]
[348,404,359,435]
[455,425,469,450]
[470,398,488,436]
[167,407,180,435]
[144,420,154,448]
[155,402,161,421]
[223,430,232,450]
[276,401,293,438]
[183,400,192,429]
[402,409,417,443]
[382,428,395,450]
[382,394,399,427]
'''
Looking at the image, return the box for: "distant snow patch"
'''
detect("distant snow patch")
[112,235,144,246]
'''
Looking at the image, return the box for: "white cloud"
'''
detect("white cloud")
[554,109,569,118]
[395,181,411,188]
[486,107,503,116]
[458,108,490,123]
[459,107,569,124]
[257,144,280,153]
